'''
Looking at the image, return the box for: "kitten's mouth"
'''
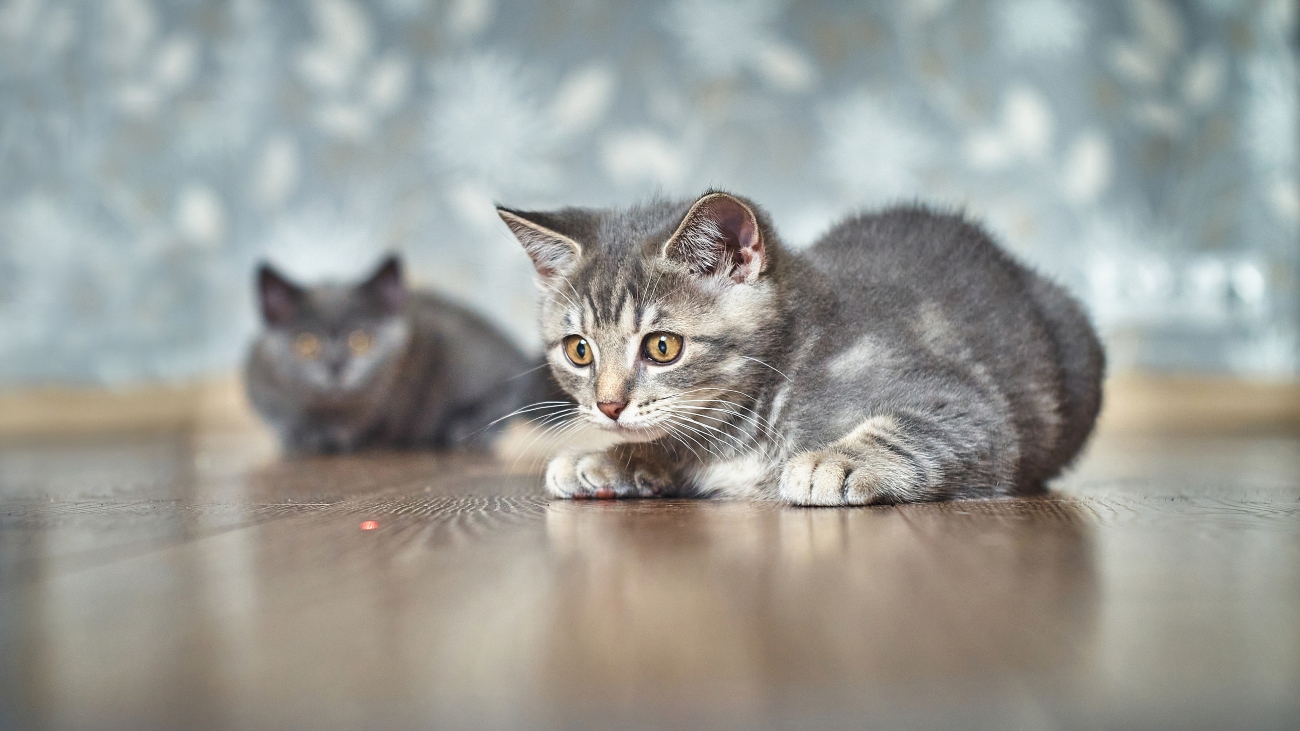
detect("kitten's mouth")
[611,425,669,442]
[586,415,668,443]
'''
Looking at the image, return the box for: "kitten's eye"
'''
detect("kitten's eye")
[562,335,593,366]
[293,333,321,360]
[642,332,683,364]
[348,330,373,356]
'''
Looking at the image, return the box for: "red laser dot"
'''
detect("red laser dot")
[359,520,378,531]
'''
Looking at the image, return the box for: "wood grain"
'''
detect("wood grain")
[1,433,1298,730]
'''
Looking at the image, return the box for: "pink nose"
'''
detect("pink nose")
[597,402,627,421]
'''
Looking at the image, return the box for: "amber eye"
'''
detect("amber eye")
[642,332,683,364]
[292,333,321,360]
[348,329,373,356]
[562,335,593,366]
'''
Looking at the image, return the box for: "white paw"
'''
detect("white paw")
[544,449,671,500]
[778,449,888,506]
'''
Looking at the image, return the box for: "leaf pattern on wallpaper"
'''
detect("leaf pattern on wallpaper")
[0,0,1295,383]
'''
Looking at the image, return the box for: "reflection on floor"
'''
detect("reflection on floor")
[1,431,1298,730]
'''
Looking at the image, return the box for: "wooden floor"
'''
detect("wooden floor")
[1,430,1298,730]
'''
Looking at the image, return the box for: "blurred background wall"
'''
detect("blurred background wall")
[0,0,1297,388]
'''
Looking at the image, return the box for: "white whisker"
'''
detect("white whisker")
[671,393,784,431]
[484,401,573,428]
[509,411,583,471]
[662,413,727,460]
[739,355,792,382]
[504,362,551,381]
[661,406,751,454]
[669,397,784,436]
[657,419,705,462]
[666,396,794,455]
[672,400,781,437]
[662,414,725,461]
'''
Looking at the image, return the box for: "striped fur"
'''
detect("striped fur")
[499,192,1104,505]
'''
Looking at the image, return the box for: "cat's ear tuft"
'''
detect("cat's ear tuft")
[663,193,765,284]
[257,264,301,326]
[497,207,582,281]
[361,255,407,314]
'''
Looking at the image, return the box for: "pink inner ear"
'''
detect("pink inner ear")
[497,210,581,282]
[259,268,300,325]
[689,195,764,283]
[375,269,407,313]
[364,258,407,314]
[261,285,295,324]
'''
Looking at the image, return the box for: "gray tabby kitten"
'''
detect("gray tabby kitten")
[247,256,547,454]
[498,191,1104,505]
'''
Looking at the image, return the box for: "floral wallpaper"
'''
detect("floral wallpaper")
[0,0,1296,385]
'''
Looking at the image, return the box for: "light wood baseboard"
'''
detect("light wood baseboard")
[1096,372,1300,435]
[1,372,1298,441]
[0,375,265,440]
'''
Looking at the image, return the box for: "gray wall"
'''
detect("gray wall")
[0,0,1296,385]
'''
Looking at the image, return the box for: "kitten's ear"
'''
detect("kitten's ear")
[663,193,765,284]
[360,255,407,314]
[497,207,583,281]
[257,264,302,326]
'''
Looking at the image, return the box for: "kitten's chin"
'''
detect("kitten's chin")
[595,422,668,443]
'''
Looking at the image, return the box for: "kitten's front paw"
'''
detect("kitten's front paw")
[544,449,672,500]
[779,448,905,506]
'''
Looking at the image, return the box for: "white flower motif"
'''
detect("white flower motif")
[0,0,77,70]
[821,92,936,202]
[252,135,301,210]
[999,0,1087,58]
[1243,55,1298,174]
[1061,131,1113,205]
[963,84,1056,171]
[95,0,201,119]
[446,0,494,38]
[174,184,227,249]
[296,0,410,141]
[601,129,689,190]
[550,65,617,137]
[427,53,559,193]
[663,0,816,91]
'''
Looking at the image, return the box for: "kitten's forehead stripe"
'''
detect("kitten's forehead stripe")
[640,303,659,331]
[617,291,637,333]
[580,296,594,334]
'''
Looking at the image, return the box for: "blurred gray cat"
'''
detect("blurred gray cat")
[246,255,551,454]
[498,191,1104,505]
